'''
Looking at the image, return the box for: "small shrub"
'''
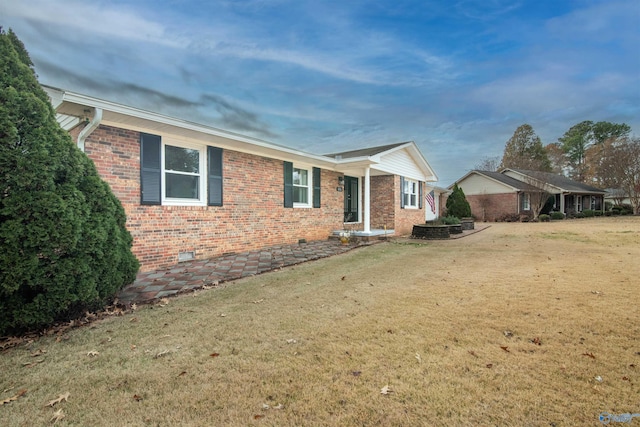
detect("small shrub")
[441,215,461,225]
[604,211,612,216]
[574,212,585,218]
[594,210,603,216]
[582,209,595,217]
[612,204,633,215]
[550,212,565,220]
[497,213,520,222]
[539,214,550,222]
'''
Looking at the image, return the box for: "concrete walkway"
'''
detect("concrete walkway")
[117,240,379,304]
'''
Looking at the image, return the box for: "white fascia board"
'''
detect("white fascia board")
[50,87,338,169]
[405,143,439,182]
[381,141,438,182]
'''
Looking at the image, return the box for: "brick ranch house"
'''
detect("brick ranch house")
[45,86,438,272]
[451,169,606,221]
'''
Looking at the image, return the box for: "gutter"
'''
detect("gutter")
[76,107,102,152]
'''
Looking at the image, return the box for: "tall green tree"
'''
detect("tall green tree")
[0,29,139,334]
[446,184,472,219]
[558,120,630,182]
[499,124,552,172]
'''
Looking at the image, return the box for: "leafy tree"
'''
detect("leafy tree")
[500,124,552,172]
[0,29,139,334]
[558,120,630,182]
[446,184,472,219]
[544,142,567,175]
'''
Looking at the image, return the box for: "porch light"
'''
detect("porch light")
[338,176,345,186]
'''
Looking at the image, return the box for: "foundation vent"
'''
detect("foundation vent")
[178,251,195,262]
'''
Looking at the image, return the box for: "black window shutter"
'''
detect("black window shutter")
[284,161,293,208]
[312,167,321,208]
[140,133,161,205]
[208,146,223,206]
[400,176,405,209]
[419,181,423,209]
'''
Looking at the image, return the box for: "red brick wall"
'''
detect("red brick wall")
[370,175,395,231]
[83,124,343,271]
[370,175,425,235]
[466,193,518,222]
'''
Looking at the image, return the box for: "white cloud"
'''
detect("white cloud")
[2,0,183,48]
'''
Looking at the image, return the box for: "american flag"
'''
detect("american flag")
[426,190,436,214]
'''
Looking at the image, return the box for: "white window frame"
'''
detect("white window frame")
[161,139,207,206]
[403,178,419,209]
[522,193,531,211]
[293,164,312,208]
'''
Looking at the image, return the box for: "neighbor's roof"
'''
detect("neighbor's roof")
[508,169,606,194]
[453,170,541,191]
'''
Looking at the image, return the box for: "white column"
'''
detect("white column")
[364,166,371,233]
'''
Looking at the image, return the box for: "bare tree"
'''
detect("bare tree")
[474,156,501,172]
[519,172,551,220]
[475,192,493,221]
[600,137,640,214]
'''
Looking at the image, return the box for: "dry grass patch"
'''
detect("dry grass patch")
[1,217,639,426]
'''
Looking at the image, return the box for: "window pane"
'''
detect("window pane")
[165,145,200,173]
[166,173,199,199]
[293,168,308,186]
[293,186,308,204]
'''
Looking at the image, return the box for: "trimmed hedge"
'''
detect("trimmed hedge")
[550,212,565,220]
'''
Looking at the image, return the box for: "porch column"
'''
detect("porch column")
[364,166,371,233]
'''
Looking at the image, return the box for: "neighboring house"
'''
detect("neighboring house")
[604,188,631,207]
[451,169,606,221]
[45,86,438,272]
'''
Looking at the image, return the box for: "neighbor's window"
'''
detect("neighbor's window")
[522,193,531,210]
[293,167,310,205]
[403,178,418,208]
[163,143,206,205]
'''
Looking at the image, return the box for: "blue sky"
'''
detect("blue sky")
[2,0,639,185]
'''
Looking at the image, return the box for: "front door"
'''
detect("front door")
[344,176,359,223]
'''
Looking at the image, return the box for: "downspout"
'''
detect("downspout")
[77,108,103,152]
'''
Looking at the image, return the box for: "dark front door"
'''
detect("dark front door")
[344,176,359,223]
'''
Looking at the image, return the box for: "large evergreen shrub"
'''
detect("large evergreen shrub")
[445,184,472,219]
[0,29,139,335]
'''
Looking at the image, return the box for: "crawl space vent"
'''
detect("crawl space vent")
[178,251,195,262]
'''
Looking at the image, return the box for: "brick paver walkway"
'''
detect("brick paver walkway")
[117,226,489,305]
[117,240,378,304]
